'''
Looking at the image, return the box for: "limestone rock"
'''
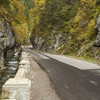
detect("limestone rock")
[94,14,100,47]
[0,15,16,71]
[31,32,68,52]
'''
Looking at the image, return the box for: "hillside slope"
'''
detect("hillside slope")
[30,0,100,61]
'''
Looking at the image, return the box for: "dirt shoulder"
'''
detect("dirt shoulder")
[26,51,60,100]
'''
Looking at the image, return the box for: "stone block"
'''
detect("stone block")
[19,60,30,65]
[21,55,28,57]
[22,53,28,57]
[22,52,28,55]
[2,78,31,100]
[21,57,29,62]
[19,65,25,68]
[19,60,30,73]
[15,68,25,79]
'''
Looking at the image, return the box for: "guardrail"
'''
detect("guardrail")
[2,52,31,100]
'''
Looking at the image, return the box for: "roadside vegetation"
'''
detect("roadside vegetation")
[30,0,100,61]
[0,0,34,44]
[0,0,100,61]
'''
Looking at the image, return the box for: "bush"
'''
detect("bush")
[0,0,10,6]
[96,0,100,5]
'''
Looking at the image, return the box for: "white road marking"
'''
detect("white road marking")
[89,81,98,85]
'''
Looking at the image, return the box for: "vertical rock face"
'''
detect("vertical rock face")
[94,14,100,47]
[3,22,16,59]
[30,33,66,51]
[0,15,16,70]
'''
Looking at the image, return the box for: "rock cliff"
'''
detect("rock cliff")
[94,14,100,47]
[0,14,16,71]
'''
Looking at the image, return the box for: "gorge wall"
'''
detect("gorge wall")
[0,0,37,72]
[30,0,100,61]
[0,0,21,71]
[0,12,16,72]
[0,0,35,71]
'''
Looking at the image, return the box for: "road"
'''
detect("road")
[26,48,100,100]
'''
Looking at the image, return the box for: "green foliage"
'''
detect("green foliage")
[96,0,100,5]
[0,0,10,6]
[85,20,97,40]
[0,0,34,45]
[30,0,100,61]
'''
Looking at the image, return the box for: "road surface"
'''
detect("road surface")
[26,48,100,100]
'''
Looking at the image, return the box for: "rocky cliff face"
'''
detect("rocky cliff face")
[94,14,100,47]
[0,15,16,71]
[31,33,67,51]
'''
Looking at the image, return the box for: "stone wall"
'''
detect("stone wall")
[2,52,31,100]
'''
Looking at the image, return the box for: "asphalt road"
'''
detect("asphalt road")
[27,48,100,100]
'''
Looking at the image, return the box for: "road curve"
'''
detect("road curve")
[27,48,100,100]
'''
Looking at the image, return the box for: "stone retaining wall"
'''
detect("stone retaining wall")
[2,52,31,100]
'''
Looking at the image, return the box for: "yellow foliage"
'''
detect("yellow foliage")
[35,0,46,7]
[88,20,96,28]
[81,0,96,6]
[74,10,86,23]
[70,28,77,34]
[74,15,81,23]
[85,19,96,40]
[10,0,26,22]
[8,0,30,44]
